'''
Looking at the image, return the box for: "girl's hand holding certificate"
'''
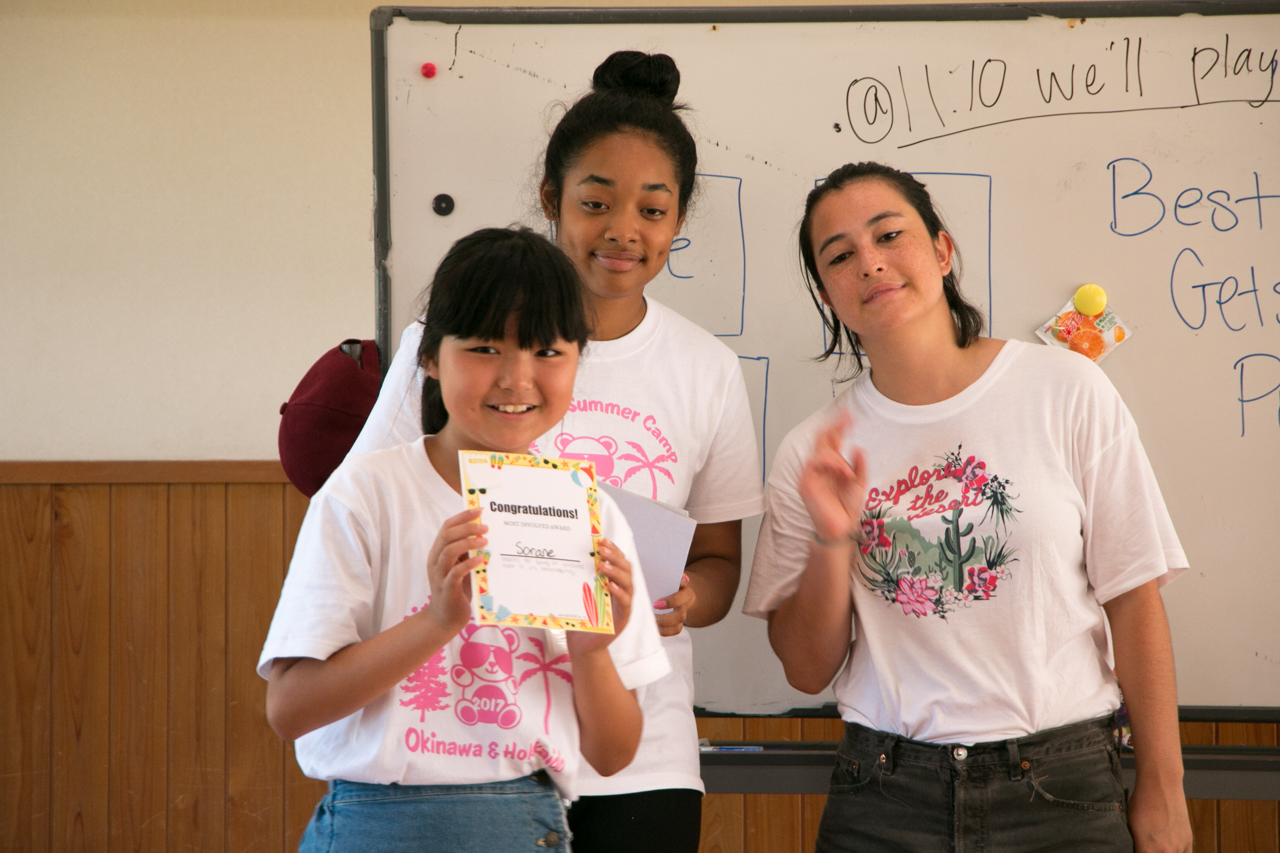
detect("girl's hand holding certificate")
[566,538,633,657]
[424,506,487,635]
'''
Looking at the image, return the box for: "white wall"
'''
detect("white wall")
[0,0,1028,460]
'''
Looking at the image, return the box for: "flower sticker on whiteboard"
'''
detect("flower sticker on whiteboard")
[459,450,612,633]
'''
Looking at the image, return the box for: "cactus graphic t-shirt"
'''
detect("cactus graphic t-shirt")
[258,439,671,799]
[350,297,766,795]
[745,341,1187,745]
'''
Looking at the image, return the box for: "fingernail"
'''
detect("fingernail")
[655,600,666,608]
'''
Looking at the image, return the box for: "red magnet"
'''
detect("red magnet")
[421,62,437,79]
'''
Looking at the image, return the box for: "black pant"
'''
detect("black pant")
[568,788,702,853]
[817,715,1133,853]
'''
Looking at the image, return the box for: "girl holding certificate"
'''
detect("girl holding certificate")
[744,162,1192,853]
[260,228,670,853]
[353,51,764,852]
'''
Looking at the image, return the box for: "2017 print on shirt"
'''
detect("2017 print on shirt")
[860,446,1021,620]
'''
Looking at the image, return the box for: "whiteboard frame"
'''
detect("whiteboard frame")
[369,3,1280,714]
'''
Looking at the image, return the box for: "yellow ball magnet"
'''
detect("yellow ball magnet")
[1073,284,1107,317]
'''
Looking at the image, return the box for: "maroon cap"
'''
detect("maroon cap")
[278,339,381,497]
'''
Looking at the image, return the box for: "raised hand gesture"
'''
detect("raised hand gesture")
[797,410,867,546]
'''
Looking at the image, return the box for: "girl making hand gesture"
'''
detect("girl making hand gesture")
[745,163,1192,853]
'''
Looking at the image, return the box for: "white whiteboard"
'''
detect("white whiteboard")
[376,6,1280,711]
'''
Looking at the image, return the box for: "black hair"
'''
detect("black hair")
[416,227,592,434]
[799,162,985,377]
[542,51,698,218]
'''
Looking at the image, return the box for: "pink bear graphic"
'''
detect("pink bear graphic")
[451,624,523,729]
[554,433,621,486]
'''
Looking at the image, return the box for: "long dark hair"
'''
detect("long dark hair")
[799,162,985,377]
[416,228,591,434]
[542,51,698,218]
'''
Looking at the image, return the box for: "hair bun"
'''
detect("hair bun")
[592,51,680,105]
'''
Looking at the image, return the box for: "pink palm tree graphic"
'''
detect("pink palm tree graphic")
[618,441,675,500]
[516,637,573,735]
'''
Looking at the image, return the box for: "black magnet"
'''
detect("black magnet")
[432,194,455,216]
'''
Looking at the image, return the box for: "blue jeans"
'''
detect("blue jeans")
[816,715,1133,853]
[298,771,569,853]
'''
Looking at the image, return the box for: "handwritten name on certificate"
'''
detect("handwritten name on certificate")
[459,451,613,634]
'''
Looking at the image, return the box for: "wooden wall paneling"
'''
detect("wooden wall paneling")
[168,485,227,853]
[1217,722,1280,853]
[743,718,802,743]
[697,717,745,853]
[0,461,288,485]
[0,486,53,853]
[226,484,286,853]
[281,487,326,850]
[800,718,844,852]
[51,485,111,853]
[744,718,803,853]
[1179,721,1218,853]
[109,485,170,853]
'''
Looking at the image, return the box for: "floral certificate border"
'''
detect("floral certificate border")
[460,451,613,634]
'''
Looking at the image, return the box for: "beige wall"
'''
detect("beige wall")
[2,0,1015,460]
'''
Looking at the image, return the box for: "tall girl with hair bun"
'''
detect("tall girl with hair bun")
[353,52,765,852]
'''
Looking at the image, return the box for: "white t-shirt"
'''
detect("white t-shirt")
[258,439,671,801]
[350,297,766,795]
[744,341,1187,745]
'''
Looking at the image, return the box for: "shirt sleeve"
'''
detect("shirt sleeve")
[349,322,426,456]
[1076,373,1189,604]
[743,420,828,621]
[597,494,671,690]
[683,354,766,524]
[257,485,381,679]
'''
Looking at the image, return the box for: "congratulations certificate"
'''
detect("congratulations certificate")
[459,450,613,634]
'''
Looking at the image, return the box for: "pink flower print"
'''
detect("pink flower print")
[965,565,998,600]
[963,468,988,495]
[859,518,892,555]
[955,457,989,495]
[894,576,938,618]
